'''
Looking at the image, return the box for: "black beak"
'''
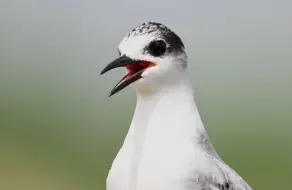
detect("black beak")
[100,55,144,97]
[100,55,139,75]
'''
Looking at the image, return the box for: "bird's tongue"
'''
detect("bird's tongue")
[124,61,155,80]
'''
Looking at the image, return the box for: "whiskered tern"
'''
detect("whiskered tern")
[101,22,252,190]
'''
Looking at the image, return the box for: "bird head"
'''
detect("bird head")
[101,22,187,96]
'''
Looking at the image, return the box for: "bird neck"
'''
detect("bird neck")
[123,74,217,190]
[127,73,210,146]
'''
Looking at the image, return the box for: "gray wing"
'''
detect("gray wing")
[188,155,252,190]
[188,175,232,190]
[190,133,252,190]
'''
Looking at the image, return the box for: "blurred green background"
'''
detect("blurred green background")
[1,1,291,189]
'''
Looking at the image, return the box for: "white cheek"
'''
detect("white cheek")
[130,66,160,87]
[141,59,173,78]
[141,66,161,78]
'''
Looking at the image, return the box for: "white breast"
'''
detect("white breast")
[106,80,251,190]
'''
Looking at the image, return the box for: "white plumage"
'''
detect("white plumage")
[101,22,252,190]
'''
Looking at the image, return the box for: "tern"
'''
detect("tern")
[101,22,252,190]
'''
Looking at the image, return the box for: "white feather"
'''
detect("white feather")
[106,22,252,190]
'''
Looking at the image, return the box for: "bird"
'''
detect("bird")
[100,22,252,190]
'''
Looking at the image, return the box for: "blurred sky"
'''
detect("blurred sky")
[0,1,292,190]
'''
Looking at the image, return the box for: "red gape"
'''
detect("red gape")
[125,61,156,79]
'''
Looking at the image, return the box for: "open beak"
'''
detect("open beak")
[100,55,155,96]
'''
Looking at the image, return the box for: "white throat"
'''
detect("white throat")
[121,73,216,190]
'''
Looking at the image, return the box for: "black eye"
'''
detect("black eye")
[148,40,167,57]
[117,49,121,56]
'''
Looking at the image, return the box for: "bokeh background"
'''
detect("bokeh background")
[1,1,291,189]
